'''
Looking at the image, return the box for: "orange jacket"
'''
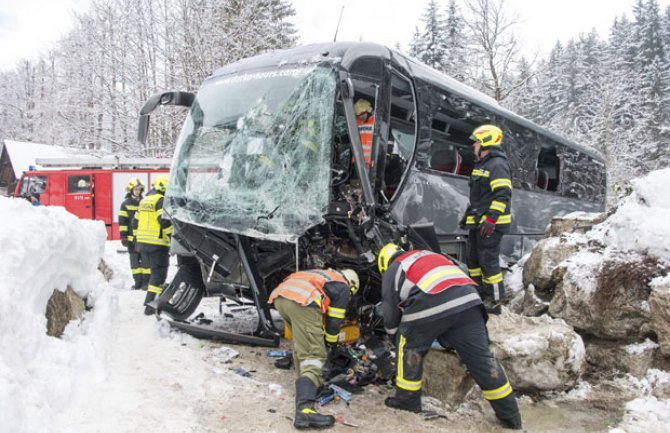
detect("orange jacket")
[356,115,375,169]
[268,269,347,313]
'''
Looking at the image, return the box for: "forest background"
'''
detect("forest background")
[1,0,668,192]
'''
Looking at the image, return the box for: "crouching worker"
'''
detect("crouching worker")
[269,268,359,429]
[377,243,522,430]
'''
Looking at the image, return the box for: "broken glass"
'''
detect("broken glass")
[168,66,337,242]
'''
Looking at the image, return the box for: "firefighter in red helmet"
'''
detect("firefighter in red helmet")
[377,243,521,430]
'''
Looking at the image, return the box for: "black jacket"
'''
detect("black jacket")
[465,148,512,232]
[118,194,142,241]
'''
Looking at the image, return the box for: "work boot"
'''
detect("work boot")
[294,377,335,429]
[384,389,421,413]
[294,403,335,429]
[498,413,522,430]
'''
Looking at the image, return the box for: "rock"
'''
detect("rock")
[488,312,586,392]
[98,258,114,282]
[423,348,475,408]
[545,212,608,238]
[521,284,550,317]
[549,252,666,341]
[522,237,579,293]
[649,279,670,357]
[585,338,657,378]
[45,286,86,337]
[585,380,639,413]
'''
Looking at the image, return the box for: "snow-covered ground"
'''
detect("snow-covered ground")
[2,168,670,433]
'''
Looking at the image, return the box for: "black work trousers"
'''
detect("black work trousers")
[127,242,147,289]
[466,229,505,301]
[138,245,169,308]
[395,306,520,421]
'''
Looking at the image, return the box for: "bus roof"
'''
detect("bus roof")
[208,42,603,163]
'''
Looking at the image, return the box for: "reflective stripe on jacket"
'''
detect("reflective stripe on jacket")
[466,148,512,229]
[118,195,141,241]
[134,193,170,247]
[382,250,481,334]
[269,269,346,313]
[356,115,375,169]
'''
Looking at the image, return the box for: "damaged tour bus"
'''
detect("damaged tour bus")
[137,42,606,346]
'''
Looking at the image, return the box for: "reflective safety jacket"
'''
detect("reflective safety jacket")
[118,194,141,241]
[269,269,351,344]
[381,250,482,336]
[134,190,173,247]
[465,148,512,232]
[356,115,375,169]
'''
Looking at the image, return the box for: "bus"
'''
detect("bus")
[138,42,606,345]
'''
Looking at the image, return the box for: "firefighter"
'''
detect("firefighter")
[461,124,512,314]
[354,98,375,169]
[118,178,149,290]
[133,175,173,315]
[377,243,522,430]
[268,268,360,429]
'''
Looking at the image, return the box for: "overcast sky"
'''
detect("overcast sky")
[1,0,669,72]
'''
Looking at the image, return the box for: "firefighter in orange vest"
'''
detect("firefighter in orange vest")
[377,243,521,430]
[269,268,360,430]
[354,98,375,169]
[118,177,149,290]
[133,175,173,315]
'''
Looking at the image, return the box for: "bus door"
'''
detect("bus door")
[65,174,93,219]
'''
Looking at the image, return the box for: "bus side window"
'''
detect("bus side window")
[383,72,416,200]
[537,146,560,192]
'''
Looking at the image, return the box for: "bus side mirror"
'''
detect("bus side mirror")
[137,91,195,145]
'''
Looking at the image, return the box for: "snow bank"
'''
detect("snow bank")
[609,396,670,433]
[590,167,670,262]
[0,197,115,433]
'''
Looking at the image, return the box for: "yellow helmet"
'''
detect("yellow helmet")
[126,177,144,192]
[470,124,503,147]
[340,269,360,295]
[354,99,373,115]
[378,242,403,273]
[153,175,169,193]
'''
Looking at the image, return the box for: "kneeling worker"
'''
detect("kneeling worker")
[269,268,360,430]
[377,243,522,430]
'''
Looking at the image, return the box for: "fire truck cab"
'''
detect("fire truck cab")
[15,157,170,240]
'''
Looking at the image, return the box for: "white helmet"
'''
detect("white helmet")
[340,269,360,295]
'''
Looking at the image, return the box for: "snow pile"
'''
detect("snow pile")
[610,397,670,433]
[590,167,670,262]
[0,196,113,433]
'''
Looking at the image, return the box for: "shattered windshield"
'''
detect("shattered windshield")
[167,66,336,241]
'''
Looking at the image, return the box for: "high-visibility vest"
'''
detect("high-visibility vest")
[356,115,375,169]
[395,250,475,301]
[135,193,170,247]
[268,269,347,313]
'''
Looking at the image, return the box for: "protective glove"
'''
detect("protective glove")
[121,238,129,248]
[479,218,496,238]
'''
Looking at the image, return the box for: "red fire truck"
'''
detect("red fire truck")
[15,157,171,240]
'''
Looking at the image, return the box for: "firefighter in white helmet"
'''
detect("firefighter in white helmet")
[268,268,359,429]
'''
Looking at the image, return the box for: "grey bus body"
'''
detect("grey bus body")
[138,42,606,345]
